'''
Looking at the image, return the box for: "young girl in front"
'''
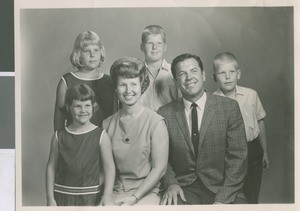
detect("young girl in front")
[54,31,118,131]
[46,84,115,206]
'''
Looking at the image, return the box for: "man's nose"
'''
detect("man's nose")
[186,72,193,80]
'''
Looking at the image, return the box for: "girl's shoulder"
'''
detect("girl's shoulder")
[61,72,78,85]
[55,128,67,140]
[93,73,113,84]
[97,73,112,82]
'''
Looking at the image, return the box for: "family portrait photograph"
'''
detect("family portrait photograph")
[15,0,296,210]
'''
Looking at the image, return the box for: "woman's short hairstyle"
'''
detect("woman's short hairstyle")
[141,25,166,43]
[110,57,150,94]
[65,84,98,113]
[213,52,239,72]
[171,53,204,79]
[70,31,105,69]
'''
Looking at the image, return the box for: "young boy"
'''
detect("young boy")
[212,52,270,204]
[139,25,179,111]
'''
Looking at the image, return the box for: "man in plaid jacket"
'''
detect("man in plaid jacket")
[158,53,248,204]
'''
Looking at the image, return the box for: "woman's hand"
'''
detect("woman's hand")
[116,195,137,206]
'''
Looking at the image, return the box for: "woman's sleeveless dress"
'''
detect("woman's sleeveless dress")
[102,108,165,204]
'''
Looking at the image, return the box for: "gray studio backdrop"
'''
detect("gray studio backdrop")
[20,7,293,205]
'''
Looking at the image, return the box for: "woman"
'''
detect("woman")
[102,57,169,205]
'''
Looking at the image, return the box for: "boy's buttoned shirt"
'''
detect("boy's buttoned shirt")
[214,85,266,142]
[140,59,179,111]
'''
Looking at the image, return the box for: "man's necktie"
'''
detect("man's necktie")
[191,102,199,157]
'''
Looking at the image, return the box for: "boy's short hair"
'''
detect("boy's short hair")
[213,52,239,72]
[171,53,204,79]
[65,84,98,113]
[141,25,166,43]
[110,57,150,94]
[70,31,106,69]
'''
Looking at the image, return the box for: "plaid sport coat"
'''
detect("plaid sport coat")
[157,93,248,204]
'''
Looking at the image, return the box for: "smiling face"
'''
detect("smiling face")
[116,76,142,106]
[141,34,166,63]
[174,58,206,102]
[69,99,93,126]
[79,44,101,70]
[214,62,240,95]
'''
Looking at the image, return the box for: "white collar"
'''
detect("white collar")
[145,59,169,71]
[215,85,244,97]
[183,92,207,111]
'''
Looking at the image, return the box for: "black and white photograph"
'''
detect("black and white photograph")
[15,0,296,210]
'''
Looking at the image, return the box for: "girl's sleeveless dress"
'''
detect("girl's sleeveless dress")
[54,126,103,206]
[61,72,118,127]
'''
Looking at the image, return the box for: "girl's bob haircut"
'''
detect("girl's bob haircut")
[64,84,98,114]
[70,31,105,69]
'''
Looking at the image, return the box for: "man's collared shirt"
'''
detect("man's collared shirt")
[183,92,207,136]
[140,59,179,111]
[214,85,266,142]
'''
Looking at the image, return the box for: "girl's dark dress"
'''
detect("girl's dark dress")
[54,126,103,206]
[61,72,118,127]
